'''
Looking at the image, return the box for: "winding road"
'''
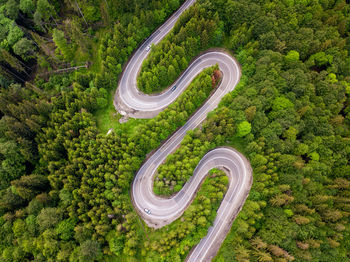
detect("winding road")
[114,0,253,261]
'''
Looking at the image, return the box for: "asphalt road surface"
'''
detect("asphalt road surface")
[114,0,253,261]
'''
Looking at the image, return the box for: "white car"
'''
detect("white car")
[144,208,151,214]
[145,45,151,52]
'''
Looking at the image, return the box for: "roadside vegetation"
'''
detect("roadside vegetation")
[0,0,349,261]
[141,168,228,261]
[137,4,223,93]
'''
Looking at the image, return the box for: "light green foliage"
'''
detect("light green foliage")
[285,50,299,63]
[167,64,176,81]
[236,121,251,137]
[284,209,293,217]
[272,96,294,111]
[107,231,125,256]
[0,140,25,189]
[309,51,333,67]
[327,73,337,83]
[1,0,350,261]
[283,126,297,141]
[12,219,26,238]
[7,23,23,46]
[37,208,62,231]
[230,23,252,50]
[82,5,101,23]
[308,151,319,161]
[55,218,76,241]
[5,0,19,19]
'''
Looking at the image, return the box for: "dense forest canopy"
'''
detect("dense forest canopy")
[0,0,349,261]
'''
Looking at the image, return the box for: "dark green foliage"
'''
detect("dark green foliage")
[19,0,35,14]
[13,38,36,61]
[98,0,186,89]
[0,0,350,261]
[52,29,73,61]
[0,140,25,190]
[137,3,223,93]
[0,188,26,212]
[0,83,52,163]
[11,174,49,200]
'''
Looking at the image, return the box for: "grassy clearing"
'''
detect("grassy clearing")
[94,89,149,135]
[89,28,110,74]
[91,26,149,135]
[225,136,246,155]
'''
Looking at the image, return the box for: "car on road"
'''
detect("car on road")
[144,208,151,214]
[145,45,151,52]
[171,85,177,91]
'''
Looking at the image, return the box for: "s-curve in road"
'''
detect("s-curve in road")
[113,0,253,261]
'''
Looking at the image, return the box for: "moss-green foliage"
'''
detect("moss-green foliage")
[0,64,218,261]
[1,0,350,261]
[137,3,223,93]
[153,105,236,197]
[210,1,350,260]
[0,0,57,84]
[52,29,73,61]
[0,0,183,85]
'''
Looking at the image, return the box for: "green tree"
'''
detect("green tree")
[12,219,26,238]
[237,121,251,137]
[272,97,294,111]
[0,188,25,211]
[82,5,101,23]
[34,0,55,28]
[78,240,102,262]
[52,29,73,61]
[11,174,49,200]
[309,51,333,67]
[0,48,25,72]
[13,38,36,60]
[19,0,35,14]
[7,23,23,46]
[167,64,176,80]
[55,218,76,241]
[37,207,62,231]
[6,0,19,19]
[36,0,54,20]
[0,140,25,189]
[285,50,300,63]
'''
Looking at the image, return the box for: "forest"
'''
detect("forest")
[0,0,349,261]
